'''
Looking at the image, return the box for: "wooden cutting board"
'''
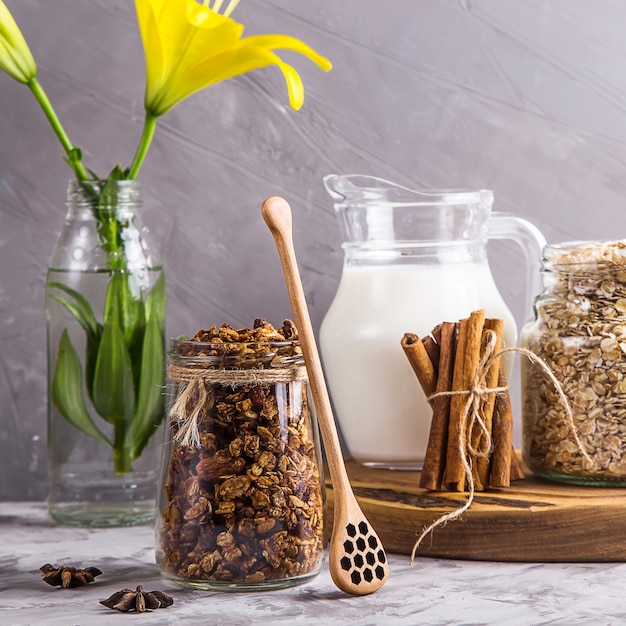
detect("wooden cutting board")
[325,460,626,562]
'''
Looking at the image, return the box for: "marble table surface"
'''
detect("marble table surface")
[1,502,625,626]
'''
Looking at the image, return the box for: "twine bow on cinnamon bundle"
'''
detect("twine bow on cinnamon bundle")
[401,309,524,494]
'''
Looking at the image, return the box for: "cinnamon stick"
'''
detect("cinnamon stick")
[444,309,485,491]
[431,324,443,345]
[489,365,514,487]
[420,322,457,490]
[422,335,440,372]
[509,445,525,481]
[471,318,505,490]
[401,333,437,402]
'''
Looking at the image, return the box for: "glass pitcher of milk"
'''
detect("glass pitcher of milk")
[319,174,546,470]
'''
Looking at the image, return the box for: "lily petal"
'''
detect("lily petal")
[135,0,164,97]
[243,34,332,72]
[155,45,307,113]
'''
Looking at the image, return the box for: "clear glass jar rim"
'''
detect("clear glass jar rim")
[67,178,141,191]
[543,240,626,267]
[169,338,304,367]
[66,179,142,208]
[170,337,300,350]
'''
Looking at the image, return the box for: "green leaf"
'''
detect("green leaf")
[121,275,146,347]
[47,281,104,401]
[127,313,165,459]
[47,282,100,339]
[98,166,127,212]
[102,273,145,378]
[97,217,119,259]
[91,310,136,426]
[145,273,166,333]
[121,274,147,396]
[105,164,128,182]
[126,272,167,458]
[51,329,111,447]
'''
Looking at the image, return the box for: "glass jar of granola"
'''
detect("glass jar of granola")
[521,240,626,485]
[155,319,326,590]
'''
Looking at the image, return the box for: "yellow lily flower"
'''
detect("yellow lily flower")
[136,0,332,117]
[0,0,36,83]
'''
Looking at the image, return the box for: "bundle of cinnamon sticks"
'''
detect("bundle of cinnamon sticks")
[401,309,524,492]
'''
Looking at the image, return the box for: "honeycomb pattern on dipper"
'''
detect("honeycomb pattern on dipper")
[339,521,387,586]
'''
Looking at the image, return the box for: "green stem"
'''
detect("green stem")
[128,112,158,179]
[113,418,132,474]
[27,78,90,181]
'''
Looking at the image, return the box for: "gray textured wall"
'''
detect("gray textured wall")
[2,0,626,499]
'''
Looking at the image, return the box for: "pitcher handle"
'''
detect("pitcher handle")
[488,212,547,323]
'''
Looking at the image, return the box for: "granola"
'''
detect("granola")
[157,319,325,586]
[521,241,626,483]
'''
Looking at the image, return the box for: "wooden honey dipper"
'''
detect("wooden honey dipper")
[262,196,389,596]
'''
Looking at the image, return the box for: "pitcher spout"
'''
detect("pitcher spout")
[323,174,425,205]
[323,174,494,209]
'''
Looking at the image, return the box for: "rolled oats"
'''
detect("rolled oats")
[156,319,325,589]
[521,240,626,484]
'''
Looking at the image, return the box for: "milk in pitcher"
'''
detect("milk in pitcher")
[319,262,516,468]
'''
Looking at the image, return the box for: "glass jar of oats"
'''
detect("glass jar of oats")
[521,240,626,485]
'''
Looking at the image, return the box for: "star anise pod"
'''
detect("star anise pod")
[40,563,103,589]
[100,585,174,613]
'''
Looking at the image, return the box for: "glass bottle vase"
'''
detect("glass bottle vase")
[46,179,166,527]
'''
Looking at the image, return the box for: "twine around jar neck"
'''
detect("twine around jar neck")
[167,363,309,448]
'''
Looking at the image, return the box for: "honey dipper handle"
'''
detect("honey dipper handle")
[261,196,349,500]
